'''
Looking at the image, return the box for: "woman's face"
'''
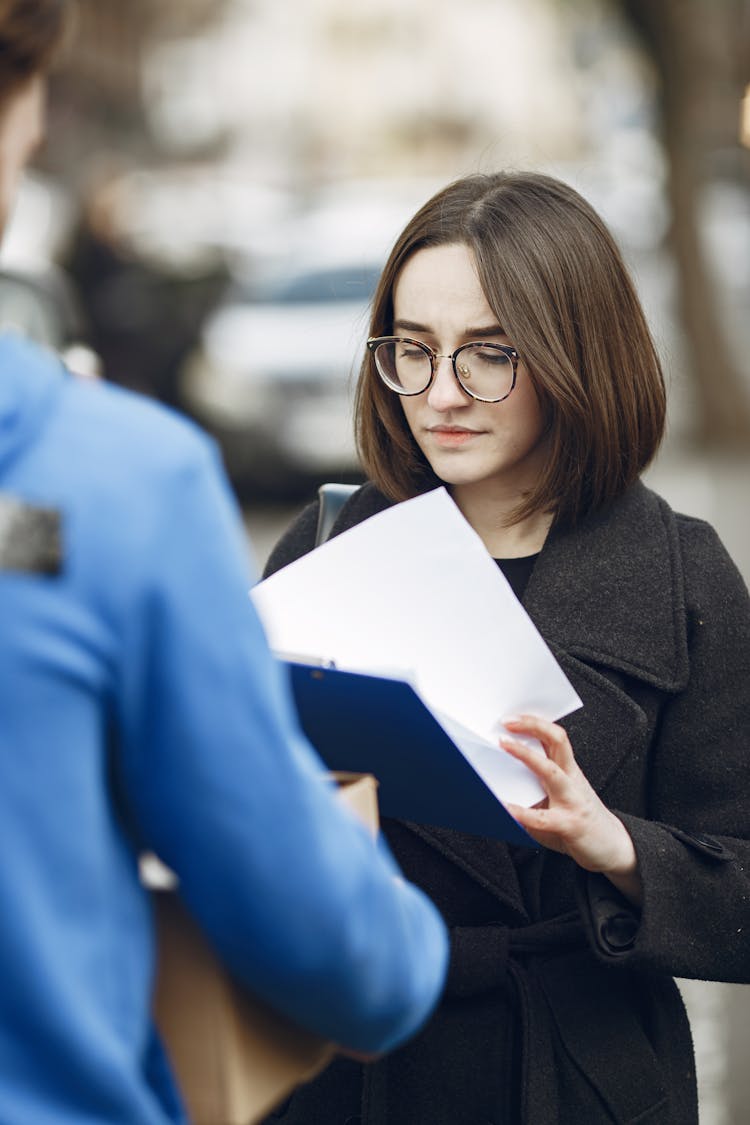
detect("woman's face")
[392,242,548,507]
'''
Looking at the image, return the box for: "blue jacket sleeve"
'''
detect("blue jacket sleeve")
[115,436,448,1053]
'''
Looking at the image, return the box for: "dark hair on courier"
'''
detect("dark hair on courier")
[0,0,69,105]
[355,171,667,527]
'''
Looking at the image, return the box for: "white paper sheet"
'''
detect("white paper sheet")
[251,488,582,808]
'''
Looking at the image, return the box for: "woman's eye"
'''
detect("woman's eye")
[469,346,513,367]
[469,350,498,366]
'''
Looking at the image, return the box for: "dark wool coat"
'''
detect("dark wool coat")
[261,480,750,1125]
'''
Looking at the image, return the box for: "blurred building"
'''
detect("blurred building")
[140,0,588,183]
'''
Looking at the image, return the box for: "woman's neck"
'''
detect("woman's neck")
[450,485,553,558]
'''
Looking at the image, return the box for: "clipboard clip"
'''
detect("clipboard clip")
[276,651,338,670]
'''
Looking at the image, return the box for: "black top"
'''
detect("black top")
[494,553,539,601]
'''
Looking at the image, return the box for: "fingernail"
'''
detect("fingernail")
[502,716,522,726]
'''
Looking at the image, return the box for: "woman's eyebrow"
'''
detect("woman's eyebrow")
[392,319,506,337]
[464,324,507,339]
[392,319,432,334]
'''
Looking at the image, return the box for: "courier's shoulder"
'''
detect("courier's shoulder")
[55,374,221,495]
[67,376,210,461]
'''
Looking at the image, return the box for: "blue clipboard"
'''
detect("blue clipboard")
[288,661,535,846]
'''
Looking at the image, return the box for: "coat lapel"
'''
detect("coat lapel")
[522,482,690,796]
[551,649,650,795]
[403,822,529,922]
[524,482,690,693]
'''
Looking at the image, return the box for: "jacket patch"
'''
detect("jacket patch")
[0,492,63,576]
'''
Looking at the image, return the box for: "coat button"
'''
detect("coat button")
[344,1117,362,1124]
[601,911,638,952]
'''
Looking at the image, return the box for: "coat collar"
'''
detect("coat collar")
[335,480,690,694]
[524,481,690,693]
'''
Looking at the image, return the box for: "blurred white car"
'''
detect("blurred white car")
[176,178,441,495]
[179,254,380,494]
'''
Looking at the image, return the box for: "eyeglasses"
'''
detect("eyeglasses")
[367,336,519,403]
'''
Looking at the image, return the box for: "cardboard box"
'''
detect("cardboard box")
[148,773,379,1125]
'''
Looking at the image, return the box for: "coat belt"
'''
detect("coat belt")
[445,910,585,999]
[433,912,669,1125]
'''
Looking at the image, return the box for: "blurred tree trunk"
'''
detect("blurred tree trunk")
[619,0,750,447]
[49,0,234,179]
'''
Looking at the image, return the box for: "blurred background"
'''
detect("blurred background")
[2,1,748,1118]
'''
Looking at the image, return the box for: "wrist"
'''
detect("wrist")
[600,816,638,878]
[599,817,643,908]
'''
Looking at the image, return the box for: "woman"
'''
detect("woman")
[262,172,750,1125]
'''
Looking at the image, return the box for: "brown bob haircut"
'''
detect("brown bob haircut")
[355,171,666,527]
[0,0,68,107]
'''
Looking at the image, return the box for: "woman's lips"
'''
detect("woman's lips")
[427,426,482,447]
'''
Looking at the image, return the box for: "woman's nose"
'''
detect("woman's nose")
[426,355,468,411]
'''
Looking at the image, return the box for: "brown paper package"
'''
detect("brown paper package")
[149,773,379,1125]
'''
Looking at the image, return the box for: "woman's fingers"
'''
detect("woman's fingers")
[500,715,642,905]
[503,714,576,770]
[499,734,571,797]
[506,801,554,835]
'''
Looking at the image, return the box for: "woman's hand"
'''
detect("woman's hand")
[501,715,643,907]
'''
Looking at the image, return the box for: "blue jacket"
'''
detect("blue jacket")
[0,334,448,1125]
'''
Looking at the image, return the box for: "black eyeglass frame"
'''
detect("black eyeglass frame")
[367,336,520,403]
